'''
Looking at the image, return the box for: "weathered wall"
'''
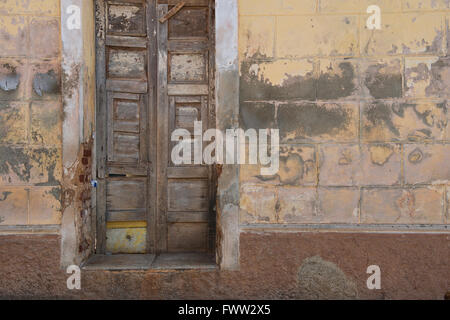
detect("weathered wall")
[60,0,96,267]
[0,0,96,265]
[0,232,448,299]
[239,0,449,226]
[0,0,62,229]
[0,0,449,300]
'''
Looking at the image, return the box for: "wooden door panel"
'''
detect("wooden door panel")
[107,2,147,36]
[112,132,140,162]
[169,53,207,82]
[108,48,147,79]
[106,179,147,211]
[106,79,148,93]
[168,179,209,211]
[158,0,209,5]
[175,103,200,131]
[167,223,208,252]
[168,95,208,167]
[157,0,215,253]
[107,210,147,222]
[96,0,154,254]
[97,0,214,254]
[167,84,208,95]
[106,91,147,165]
[168,6,208,39]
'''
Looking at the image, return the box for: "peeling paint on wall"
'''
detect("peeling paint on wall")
[238,1,449,227]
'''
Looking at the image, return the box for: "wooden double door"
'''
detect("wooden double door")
[95,0,216,254]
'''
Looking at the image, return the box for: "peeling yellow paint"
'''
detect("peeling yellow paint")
[368,145,394,166]
[106,227,146,254]
[252,60,315,86]
[0,0,60,16]
[0,16,25,37]
[106,221,147,229]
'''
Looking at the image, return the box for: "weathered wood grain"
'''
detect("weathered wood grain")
[96,0,215,255]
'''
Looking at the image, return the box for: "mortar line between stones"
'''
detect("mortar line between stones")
[273,16,277,59]
[442,186,447,224]
[27,101,32,145]
[239,9,450,16]
[26,187,30,225]
[400,143,405,187]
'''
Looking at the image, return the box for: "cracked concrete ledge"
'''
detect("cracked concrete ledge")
[82,253,217,271]
[241,223,450,233]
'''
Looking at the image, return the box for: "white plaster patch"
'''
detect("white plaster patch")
[216,0,238,70]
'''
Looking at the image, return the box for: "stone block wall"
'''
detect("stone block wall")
[0,0,448,257]
[238,0,449,226]
[0,0,62,228]
[0,0,448,299]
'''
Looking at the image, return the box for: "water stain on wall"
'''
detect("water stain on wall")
[0,191,12,202]
[277,103,351,141]
[363,100,447,141]
[240,59,358,102]
[240,102,275,130]
[364,101,400,136]
[0,63,20,99]
[0,146,59,184]
[317,61,356,100]
[364,62,402,99]
[368,145,394,166]
[0,146,32,181]
[408,147,425,164]
[0,102,23,143]
[33,70,60,97]
[253,146,316,186]
[426,57,450,97]
[240,59,316,101]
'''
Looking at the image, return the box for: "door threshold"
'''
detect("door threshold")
[82,253,217,271]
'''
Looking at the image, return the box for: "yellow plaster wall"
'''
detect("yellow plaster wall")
[0,0,62,227]
[238,0,450,226]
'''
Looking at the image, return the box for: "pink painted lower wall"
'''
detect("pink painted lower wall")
[0,232,448,299]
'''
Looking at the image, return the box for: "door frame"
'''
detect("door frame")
[60,0,240,269]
